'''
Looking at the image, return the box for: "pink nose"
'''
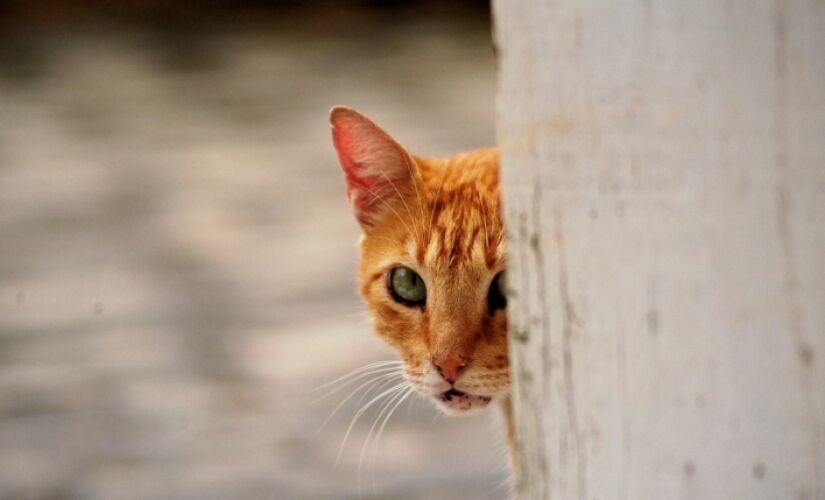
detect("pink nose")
[433,355,467,384]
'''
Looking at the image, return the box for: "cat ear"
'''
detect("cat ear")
[330,106,418,229]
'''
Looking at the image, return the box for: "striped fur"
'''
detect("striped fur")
[331,106,509,418]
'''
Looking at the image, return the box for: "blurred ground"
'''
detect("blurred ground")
[0,11,506,500]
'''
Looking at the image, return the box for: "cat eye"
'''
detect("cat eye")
[388,267,427,306]
[488,271,507,313]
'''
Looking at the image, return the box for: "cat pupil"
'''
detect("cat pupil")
[488,271,507,313]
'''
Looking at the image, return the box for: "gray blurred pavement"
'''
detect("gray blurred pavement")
[0,17,508,500]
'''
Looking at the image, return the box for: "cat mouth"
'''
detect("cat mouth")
[435,388,493,414]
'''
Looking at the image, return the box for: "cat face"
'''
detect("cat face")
[330,106,508,416]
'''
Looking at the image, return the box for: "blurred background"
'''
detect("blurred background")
[0,2,504,499]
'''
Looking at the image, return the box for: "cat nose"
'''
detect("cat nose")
[432,355,467,384]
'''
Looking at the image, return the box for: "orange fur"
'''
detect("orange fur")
[330,106,511,432]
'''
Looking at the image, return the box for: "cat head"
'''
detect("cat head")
[330,106,508,416]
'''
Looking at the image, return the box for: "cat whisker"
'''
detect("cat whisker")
[368,386,413,493]
[400,153,427,242]
[493,460,516,494]
[316,371,403,434]
[351,179,418,238]
[312,361,402,394]
[377,169,424,246]
[339,310,377,323]
[358,385,411,495]
[495,224,507,252]
[407,388,419,416]
[335,381,409,466]
[313,367,404,404]
[427,161,451,241]
[351,371,404,416]
[478,189,490,253]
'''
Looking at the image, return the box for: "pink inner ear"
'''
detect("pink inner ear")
[330,109,410,226]
[331,123,381,217]
[331,124,375,189]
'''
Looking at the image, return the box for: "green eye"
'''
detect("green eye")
[488,271,507,312]
[389,267,426,306]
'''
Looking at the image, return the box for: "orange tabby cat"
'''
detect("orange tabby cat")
[329,106,513,449]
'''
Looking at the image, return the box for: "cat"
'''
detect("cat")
[329,106,513,454]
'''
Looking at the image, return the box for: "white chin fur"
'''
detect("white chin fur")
[432,391,494,416]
